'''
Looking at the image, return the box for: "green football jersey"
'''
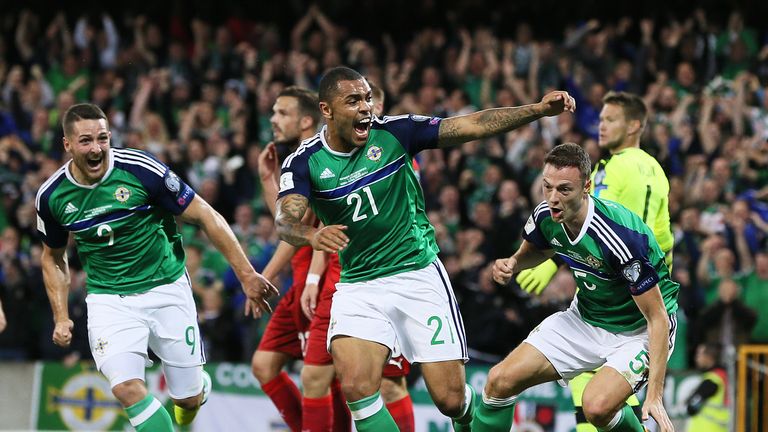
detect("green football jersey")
[36,148,196,294]
[278,115,442,282]
[523,196,679,332]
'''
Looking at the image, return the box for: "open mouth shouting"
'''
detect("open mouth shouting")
[550,206,564,220]
[353,117,372,143]
[86,154,104,172]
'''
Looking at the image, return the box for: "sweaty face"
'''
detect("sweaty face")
[64,118,111,185]
[329,79,373,148]
[270,96,303,144]
[542,164,588,225]
[598,103,629,152]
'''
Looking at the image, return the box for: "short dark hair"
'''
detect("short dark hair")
[278,86,321,127]
[544,143,591,183]
[318,66,364,103]
[62,103,108,137]
[602,91,647,130]
[370,83,385,105]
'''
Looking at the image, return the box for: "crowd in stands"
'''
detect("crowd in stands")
[1,3,767,369]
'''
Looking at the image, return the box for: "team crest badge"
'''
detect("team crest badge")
[622,260,642,283]
[114,187,130,203]
[585,255,602,269]
[94,338,108,356]
[366,146,382,162]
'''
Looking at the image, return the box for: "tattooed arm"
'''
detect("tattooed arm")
[276,194,350,252]
[275,194,315,246]
[438,90,576,147]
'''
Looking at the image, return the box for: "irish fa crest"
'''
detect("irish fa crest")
[114,186,130,203]
[585,255,602,269]
[94,338,108,356]
[366,145,382,162]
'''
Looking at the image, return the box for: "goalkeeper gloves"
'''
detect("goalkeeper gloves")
[515,259,558,295]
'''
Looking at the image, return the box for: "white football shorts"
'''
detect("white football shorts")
[328,259,468,364]
[524,299,677,392]
[86,273,205,372]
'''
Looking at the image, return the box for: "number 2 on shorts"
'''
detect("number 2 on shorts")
[427,315,456,346]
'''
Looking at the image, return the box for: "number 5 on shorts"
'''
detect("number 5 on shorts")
[185,326,196,355]
[629,349,649,374]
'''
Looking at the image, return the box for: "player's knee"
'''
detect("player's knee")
[251,351,279,384]
[431,385,465,418]
[112,379,147,407]
[380,376,408,403]
[581,395,615,427]
[300,366,334,397]
[485,364,518,398]
[339,375,379,402]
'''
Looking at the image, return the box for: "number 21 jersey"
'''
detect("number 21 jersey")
[278,115,441,283]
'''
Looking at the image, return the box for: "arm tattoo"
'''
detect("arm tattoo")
[275,194,313,246]
[439,105,542,147]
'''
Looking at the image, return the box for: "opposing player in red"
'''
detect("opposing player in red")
[251,86,336,432]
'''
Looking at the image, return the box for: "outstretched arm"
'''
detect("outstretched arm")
[437,90,575,147]
[180,195,278,317]
[41,244,73,347]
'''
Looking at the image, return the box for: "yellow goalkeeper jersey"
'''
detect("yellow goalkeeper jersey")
[590,147,673,254]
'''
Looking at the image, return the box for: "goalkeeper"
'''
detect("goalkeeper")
[517,91,673,431]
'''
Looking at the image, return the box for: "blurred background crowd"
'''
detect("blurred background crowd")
[0,0,767,376]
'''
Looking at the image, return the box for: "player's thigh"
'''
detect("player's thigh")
[86,294,151,372]
[380,375,409,403]
[144,277,205,367]
[304,285,334,366]
[330,336,389,388]
[421,359,466,409]
[257,288,304,359]
[386,260,467,364]
[487,342,561,397]
[581,366,633,415]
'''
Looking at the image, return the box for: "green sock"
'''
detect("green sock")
[347,391,399,431]
[597,404,644,432]
[125,394,174,432]
[453,384,476,431]
[471,392,516,432]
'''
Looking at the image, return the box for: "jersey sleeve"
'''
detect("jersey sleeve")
[117,149,195,215]
[377,114,442,156]
[592,212,660,295]
[278,149,312,199]
[521,202,552,250]
[36,195,68,248]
